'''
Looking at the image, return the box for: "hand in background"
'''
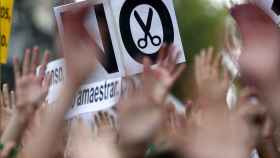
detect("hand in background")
[1,47,51,144]
[13,47,50,120]
[66,118,120,158]
[62,6,97,88]
[180,49,269,158]
[142,44,186,104]
[0,84,15,133]
[93,112,118,143]
[194,47,229,105]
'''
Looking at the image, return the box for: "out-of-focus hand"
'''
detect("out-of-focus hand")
[66,118,120,158]
[0,142,16,158]
[143,44,186,104]
[230,2,280,128]
[117,43,185,147]
[0,84,15,132]
[93,112,117,143]
[61,5,97,88]
[13,47,50,120]
[181,74,268,158]
[230,3,280,90]
[195,47,229,105]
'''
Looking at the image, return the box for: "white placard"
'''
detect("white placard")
[52,0,187,119]
[54,0,124,82]
[255,0,280,25]
[110,0,186,75]
[54,0,186,77]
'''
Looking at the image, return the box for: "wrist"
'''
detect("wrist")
[13,111,29,125]
[64,79,82,92]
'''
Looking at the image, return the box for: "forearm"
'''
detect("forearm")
[23,82,77,158]
[1,112,28,144]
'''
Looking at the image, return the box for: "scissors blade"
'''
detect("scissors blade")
[146,8,153,31]
[134,10,149,34]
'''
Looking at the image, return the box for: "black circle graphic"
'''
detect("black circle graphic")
[119,0,174,64]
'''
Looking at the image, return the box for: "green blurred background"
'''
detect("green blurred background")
[1,0,232,100]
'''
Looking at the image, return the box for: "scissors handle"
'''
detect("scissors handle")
[137,37,148,49]
[151,35,161,46]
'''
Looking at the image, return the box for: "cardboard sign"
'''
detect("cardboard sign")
[54,0,186,76]
[52,0,186,119]
[110,0,185,75]
[0,0,14,64]
[255,0,280,25]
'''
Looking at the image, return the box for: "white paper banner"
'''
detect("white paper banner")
[66,77,121,119]
[45,59,65,104]
[37,59,122,119]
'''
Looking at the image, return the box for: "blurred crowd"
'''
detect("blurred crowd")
[0,1,280,158]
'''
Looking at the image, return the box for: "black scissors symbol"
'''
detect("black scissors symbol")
[134,8,162,49]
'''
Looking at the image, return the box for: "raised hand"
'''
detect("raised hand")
[1,47,50,144]
[12,47,50,120]
[0,84,15,133]
[23,6,99,158]
[117,44,186,150]
[142,44,186,104]
[231,3,280,125]
[93,112,117,142]
[181,52,269,158]
[62,5,97,87]
[195,47,229,105]
[66,118,120,158]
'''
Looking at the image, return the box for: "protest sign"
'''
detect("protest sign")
[255,0,280,25]
[53,0,186,119]
[54,0,124,81]
[110,0,185,75]
[54,0,186,76]
[0,0,14,64]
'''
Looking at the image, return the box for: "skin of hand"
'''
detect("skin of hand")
[153,103,187,151]
[93,112,118,143]
[194,47,229,106]
[177,49,270,158]
[0,84,15,135]
[21,103,67,158]
[117,44,185,158]
[143,44,186,105]
[21,5,98,158]
[0,142,16,158]
[61,5,98,88]
[256,117,280,158]
[66,118,120,158]
[230,3,280,125]
[1,47,51,144]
